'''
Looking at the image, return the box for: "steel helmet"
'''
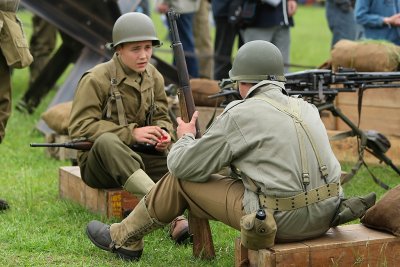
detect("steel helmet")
[229,40,286,82]
[109,12,161,48]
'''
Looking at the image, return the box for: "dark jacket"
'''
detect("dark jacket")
[211,0,231,17]
[244,0,294,28]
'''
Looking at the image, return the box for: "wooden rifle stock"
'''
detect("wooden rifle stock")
[166,9,215,259]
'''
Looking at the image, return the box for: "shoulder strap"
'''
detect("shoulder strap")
[253,94,329,188]
[103,62,127,126]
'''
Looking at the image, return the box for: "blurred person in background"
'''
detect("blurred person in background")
[212,0,244,81]
[156,0,201,77]
[326,0,363,48]
[193,0,213,79]
[0,0,33,211]
[239,0,298,73]
[355,0,400,45]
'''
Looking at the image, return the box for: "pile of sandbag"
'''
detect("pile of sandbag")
[41,101,72,135]
[190,78,224,107]
[331,40,400,72]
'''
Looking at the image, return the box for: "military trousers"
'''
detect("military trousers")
[29,15,57,85]
[0,52,11,143]
[81,132,168,189]
[193,0,213,79]
[145,173,245,230]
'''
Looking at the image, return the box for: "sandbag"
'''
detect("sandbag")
[361,184,400,236]
[331,40,400,72]
[190,78,224,107]
[41,101,72,135]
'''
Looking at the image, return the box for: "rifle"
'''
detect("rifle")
[30,140,160,155]
[166,9,215,259]
[210,68,400,189]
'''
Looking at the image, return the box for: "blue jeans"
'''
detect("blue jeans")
[326,0,359,47]
[174,13,199,78]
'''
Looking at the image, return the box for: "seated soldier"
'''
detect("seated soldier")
[68,12,189,248]
[85,41,372,261]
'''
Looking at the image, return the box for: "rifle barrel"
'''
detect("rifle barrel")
[30,143,67,147]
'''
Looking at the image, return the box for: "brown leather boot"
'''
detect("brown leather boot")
[169,216,191,244]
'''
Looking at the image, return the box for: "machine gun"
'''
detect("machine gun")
[210,68,400,189]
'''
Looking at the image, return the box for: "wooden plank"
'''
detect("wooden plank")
[337,88,400,108]
[327,130,400,165]
[321,110,338,131]
[336,105,400,136]
[59,166,140,218]
[235,224,400,267]
[304,225,400,266]
[235,237,250,267]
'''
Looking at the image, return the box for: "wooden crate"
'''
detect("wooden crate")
[59,166,140,218]
[335,89,400,136]
[327,130,400,166]
[235,224,400,267]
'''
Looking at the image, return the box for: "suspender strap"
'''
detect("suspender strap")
[104,63,127,126]
[253,91,329,184]
[289,98,310,186]
[259,183,340,211]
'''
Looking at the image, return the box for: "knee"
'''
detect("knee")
[92,132,122,154]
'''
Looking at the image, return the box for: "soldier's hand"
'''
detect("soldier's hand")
[176,111,198,139]
[132,126,164,146]
[155,129,171,152]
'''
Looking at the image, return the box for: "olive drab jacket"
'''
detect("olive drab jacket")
[68,54,174,165]
[168,81,343,241]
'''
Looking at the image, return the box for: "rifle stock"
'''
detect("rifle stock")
[166,9,215,259]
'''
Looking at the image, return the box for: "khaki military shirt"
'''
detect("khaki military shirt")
[168,81,343,241]
[69,54,173,165]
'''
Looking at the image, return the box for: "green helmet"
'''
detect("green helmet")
[229,40,286,82]
[109,12,161,48]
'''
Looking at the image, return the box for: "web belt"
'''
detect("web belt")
[259,183,339,211]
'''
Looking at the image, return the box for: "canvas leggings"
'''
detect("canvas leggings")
[81,132,168,189]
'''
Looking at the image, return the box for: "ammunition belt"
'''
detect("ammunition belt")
[259,183,340,211]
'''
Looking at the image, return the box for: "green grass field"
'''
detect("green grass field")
[0,5,399,267]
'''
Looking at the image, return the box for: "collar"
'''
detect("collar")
[245,80,287,99]
[113,54,150,86]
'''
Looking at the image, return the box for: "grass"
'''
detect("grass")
[0,5,399,267]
